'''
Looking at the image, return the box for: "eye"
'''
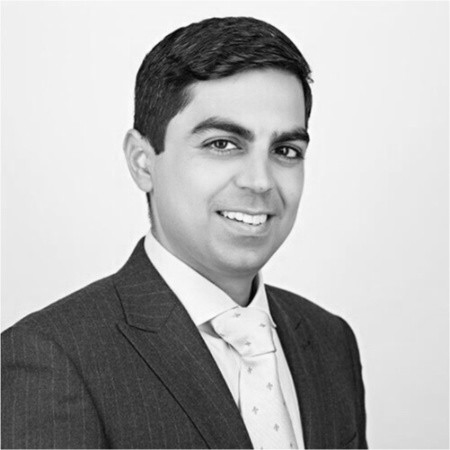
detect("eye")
[205,139,239,153]
[273,146,305,160]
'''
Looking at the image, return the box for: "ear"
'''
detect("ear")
[123,129,156,193]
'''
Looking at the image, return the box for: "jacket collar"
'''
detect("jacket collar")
[113,237,178,331]
[113,238,338,449]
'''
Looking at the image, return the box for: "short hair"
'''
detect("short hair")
[134,16,313,155]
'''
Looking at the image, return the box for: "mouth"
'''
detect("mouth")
[217,210,271,227]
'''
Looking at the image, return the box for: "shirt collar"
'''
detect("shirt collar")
[144,230,276,328]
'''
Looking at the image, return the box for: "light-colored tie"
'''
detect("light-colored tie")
[211,306,298,450]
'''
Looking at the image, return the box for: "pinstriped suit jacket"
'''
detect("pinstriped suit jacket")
[1,238,367,449]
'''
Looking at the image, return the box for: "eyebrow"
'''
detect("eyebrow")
[191,117,254,141]
[272,129,310,144]
[190,116,310,144]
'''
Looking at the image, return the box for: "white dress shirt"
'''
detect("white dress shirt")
[144,231,304,448]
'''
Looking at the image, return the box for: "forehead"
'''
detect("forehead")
[170,69,306,135]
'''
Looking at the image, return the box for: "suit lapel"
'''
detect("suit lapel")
[267,288,337,449]
[113,239,252,449]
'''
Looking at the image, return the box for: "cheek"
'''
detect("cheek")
[157,158,231,214]
[275,166,305,210]
[183,159,235,197]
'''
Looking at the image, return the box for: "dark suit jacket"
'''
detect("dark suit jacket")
[2,238,367,449]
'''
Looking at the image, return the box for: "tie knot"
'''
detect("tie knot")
[211,307,275,357]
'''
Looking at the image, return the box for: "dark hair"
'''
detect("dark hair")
[134,16,313,154]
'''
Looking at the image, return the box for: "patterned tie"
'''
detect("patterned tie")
[211,306,298,450]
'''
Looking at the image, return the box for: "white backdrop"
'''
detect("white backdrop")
[1,1,448,448]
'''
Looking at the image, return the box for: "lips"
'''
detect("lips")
[218,210,270,226]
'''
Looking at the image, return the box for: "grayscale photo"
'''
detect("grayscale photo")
[1,2,448,449]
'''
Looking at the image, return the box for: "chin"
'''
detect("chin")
[218,250,272,276]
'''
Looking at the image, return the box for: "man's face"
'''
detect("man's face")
[149,69,308,282]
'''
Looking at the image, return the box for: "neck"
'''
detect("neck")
[149,229,259,306]
[212,274,258,307]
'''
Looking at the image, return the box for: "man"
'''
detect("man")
[2,17,367,449]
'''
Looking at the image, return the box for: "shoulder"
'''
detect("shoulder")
[265,284,358,345]
[266,284,339,323]
[2,274,122,339]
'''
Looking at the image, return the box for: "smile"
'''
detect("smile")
[218,211,269,226]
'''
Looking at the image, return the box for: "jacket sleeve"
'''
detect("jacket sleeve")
[340,318,368,449]
[1,325,108,449]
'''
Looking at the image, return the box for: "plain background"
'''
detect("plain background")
[1,1,448,448]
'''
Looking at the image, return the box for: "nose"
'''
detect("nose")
[234,153,274,194]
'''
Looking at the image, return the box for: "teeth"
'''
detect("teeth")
[221,211,268,225]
